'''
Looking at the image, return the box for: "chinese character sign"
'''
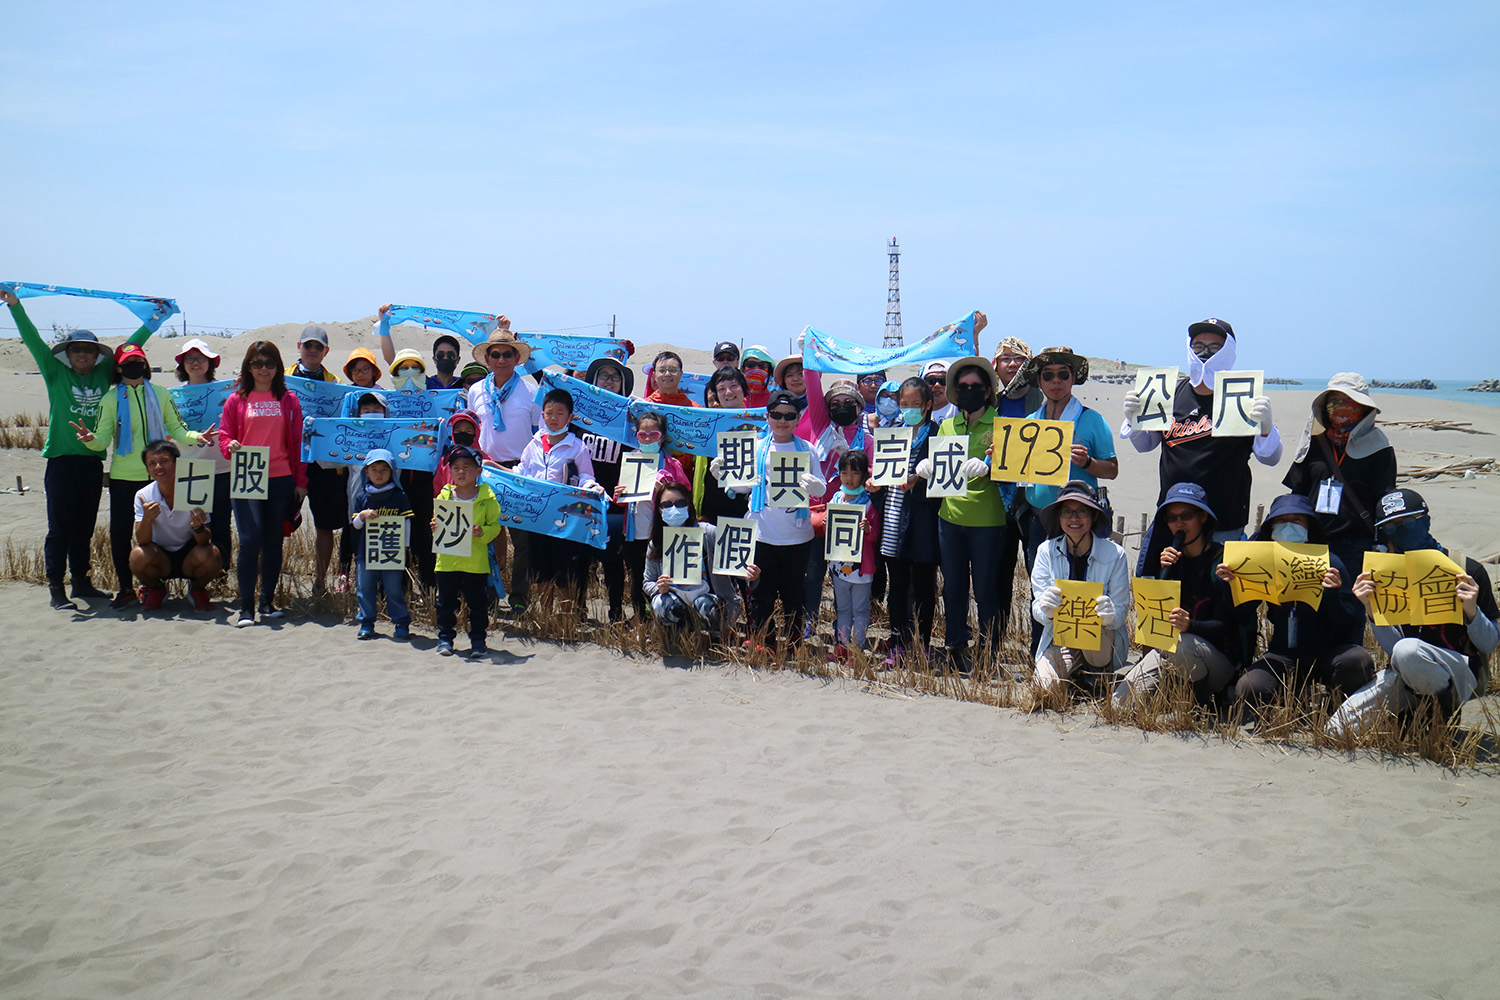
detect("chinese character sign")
[926,434,970,498]
[989,417,1074,486]
[1210,370,1264,438]
[364,515,407,569]
[662,526,704,584]
[1054,580,1105,651]
[432,498,474,557]
[766,451,811,508]
[1223,541,1331,607]
[713,518,758,578]
[1362,549,1465,626]
[174,459,215,514]
[1132,577,1181,653]
[716,430,759,490]
[869,427,913,487]
[1131,367,1178,433]
[1275,542,1330,611]
[824,503,865,563]
[230,446,270,500]
[617,452,659,503]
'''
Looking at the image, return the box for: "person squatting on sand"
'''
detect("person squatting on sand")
[173,338,235,572]
[1331,489,1497,735]
[130,439,223,612]
[643,481,754,639]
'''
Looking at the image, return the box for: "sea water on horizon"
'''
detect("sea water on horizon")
[1268,378,1500,408]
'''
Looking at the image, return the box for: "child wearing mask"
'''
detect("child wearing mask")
[517,388,605,596]
[349,449,413,640]
[828,450,880,660]
[881,377,943,665]
[610,410,688,619]
[432,445,502,659]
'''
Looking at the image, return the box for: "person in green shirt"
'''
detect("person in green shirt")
[2,289,157,610]
[73,343,214,609]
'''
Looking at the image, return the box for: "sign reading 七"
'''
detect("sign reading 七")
[174,459,216,514]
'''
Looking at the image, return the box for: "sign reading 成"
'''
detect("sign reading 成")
[926,434,969,499]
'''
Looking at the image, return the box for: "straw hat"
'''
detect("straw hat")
[472,330,532,365]
[1021,346,1089,385]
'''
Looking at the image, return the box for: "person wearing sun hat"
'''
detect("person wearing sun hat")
[172,338,234,572]
[468,328,541,609]
[793,369,870,630]
[774,353,807,412]
[1281,372,1396,574]
[739,346,776,407]
[2,287,161,608]
[342,346,383,388]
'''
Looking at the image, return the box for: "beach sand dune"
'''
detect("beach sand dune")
[2,583,1496,998]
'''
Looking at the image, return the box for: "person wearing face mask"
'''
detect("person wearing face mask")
[773,354,808,413]
[1330,489,1497,736]
[793,369,871,634]
[917,357,1007,673]
[1120,317,1281,542]
[1112,483,1250,707]
[432,411,490,495]
[4,289,162,610]
[517,388,605,608]
[879,377,944,666]
[1218,494,1375,720]
[373,303,480,391]
[643,481,755,640]
[990,336,1044,635]
[428,336,464,389]
[739,346,776,408]
[868,380,902,430]
[604,408,688,624]
[1282,373,1396,575]
[74,343,217,609]
[384,350,439,587]
[698,368,753,525]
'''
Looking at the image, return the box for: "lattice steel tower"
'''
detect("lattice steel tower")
[883,237,903,349]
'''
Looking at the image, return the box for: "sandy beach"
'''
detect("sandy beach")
[3,322,1499,997]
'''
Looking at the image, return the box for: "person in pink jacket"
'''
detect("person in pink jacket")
[219,341,307,628]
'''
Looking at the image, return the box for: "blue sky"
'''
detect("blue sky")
[2,1,1496,378]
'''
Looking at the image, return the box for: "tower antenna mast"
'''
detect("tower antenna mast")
[883,237,903,349]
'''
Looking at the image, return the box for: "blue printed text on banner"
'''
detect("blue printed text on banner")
[802,311,977,374]
[286,375,359,419]
[385,305,501,344]
[169,380,234,432]
[523,332,632,372]
[0,281,180,332]
[301,416,444,472]
[480,466,609,550]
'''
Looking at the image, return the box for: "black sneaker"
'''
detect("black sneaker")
[50,587,77,611]
[259,605,285,620]
[71,580,110,600]
[109,589,137,610]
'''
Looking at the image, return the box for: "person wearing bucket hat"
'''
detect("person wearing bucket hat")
[349,449,414,641]
[1029,481,1132,694]
[372,304,470,390]
[381,346,440,588]
[172,338,234,572]
[1329,489,1498,737]
[1219,493,1374,718]
[343,347,382,388]
[773,354,807,412]
[74,342,217,610]
[1282,373,1396,574]
[1112,483,1251,707]
[740,346,776,408]
[1119,317,1282,541]
[470,328,542,611]
[388,349,428,392]
[3,287,162,609]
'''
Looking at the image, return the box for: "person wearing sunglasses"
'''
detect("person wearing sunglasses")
[1113,483,1250,707]
[919,361,958,422]
[1120,317,1282,543]
[219,341,307,627]
[283,324,355,597]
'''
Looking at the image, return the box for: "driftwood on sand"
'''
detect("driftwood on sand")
[1398,456,1497,480]
[1384,418,1493,435]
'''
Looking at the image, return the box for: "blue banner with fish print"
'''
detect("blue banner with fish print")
[675,370,712,403]
[533,371,766,456]
[0,281,181,332]
[480,466,609,550]
[532,371,633,442]
[285,375,359,419]
[803,310,977,374]
[334,386,466,420]
[385,304,502,344]
[521,332,632,373]
[168,379,235,432]
[301,416,444,472]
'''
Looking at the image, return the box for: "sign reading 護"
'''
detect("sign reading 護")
[988,416,1074,487]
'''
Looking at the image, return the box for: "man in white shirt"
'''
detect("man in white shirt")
[131,439,224,612]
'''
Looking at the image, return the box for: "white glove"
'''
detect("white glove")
[708,456,725,483]
[800,472,825,493]
[915,458,934,481]
[1249,395,1273,433]
[831,437,850,457]
[1037,586,1063,615]
[1094,594,1118,624]
[1122,390,1142,420]
[960,457,990,480]
[797,330,806,351]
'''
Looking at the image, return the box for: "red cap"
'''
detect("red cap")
[115,343,148,365]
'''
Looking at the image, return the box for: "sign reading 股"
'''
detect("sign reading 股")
[229,446,271,500]
[989,417,1074,486]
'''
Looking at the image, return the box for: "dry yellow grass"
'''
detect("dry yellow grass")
[0,411,48,449]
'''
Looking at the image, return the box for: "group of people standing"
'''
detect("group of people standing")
[10,287,1494,736]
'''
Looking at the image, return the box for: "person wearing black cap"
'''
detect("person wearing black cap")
[1329,489,1497,736]
[1120,317,1281,542]
[1113,483,1250,706]
[712,341,741,369]
[1219,493,1374,717]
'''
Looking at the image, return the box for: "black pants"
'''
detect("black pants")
[887,558,938,649]
[43,455,105,588]
[996,518,1024,641]
[1024,513,1049,656]
[599,521,647,617]
[1235,643,1377,708]
[232,475,295,616]
[752,540,812,644]
[437,571,489,645]
[507,526,531,605]
[402,470,436,588]
[109,476,150,593]
[210,471,232,571]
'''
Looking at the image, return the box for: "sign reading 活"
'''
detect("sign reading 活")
[432,498,474,557]
[1054,580,1105,650]
[1131,367,1179,433]
[716,430,759,490]
[174,459,216,514]
[989,417,1074,486]
[766,451,811,508]
[1132,577,1181,653]
[617,452,659,503]
[713,518,758,578]
[824,503,866,563]
[662,526,704,585]
[869,427,913,488]
[229,446,270,500]
[926,434,970,498]
[1210,370,1264,438]
[364,516,407,569]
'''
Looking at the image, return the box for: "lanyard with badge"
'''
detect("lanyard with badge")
[1315,437,1345,514]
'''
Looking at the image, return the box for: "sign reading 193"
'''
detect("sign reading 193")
[989,417,1074,486]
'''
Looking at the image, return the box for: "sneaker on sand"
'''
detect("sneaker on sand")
[357,625,376,640]
[190,588,212,612]
[50,587,77,611]
[259,605,285,620]
[468,644,489,661]
[71,580,110,600]
[436,640,454,656]
[234,614,256,628]
[393,624,410,641]
[109,589,137,610]
[141,586,167,611]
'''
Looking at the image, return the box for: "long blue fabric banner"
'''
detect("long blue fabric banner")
[383,305,502,344]
[301,416,444,472]
[480,466,609,550]
[533,370,765,456]
[335,387,467,420]
[285,375,358,419]
[0,281,181,332]
[168,380,235,432]
[803,310,977,374]
[522,332,632,372]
